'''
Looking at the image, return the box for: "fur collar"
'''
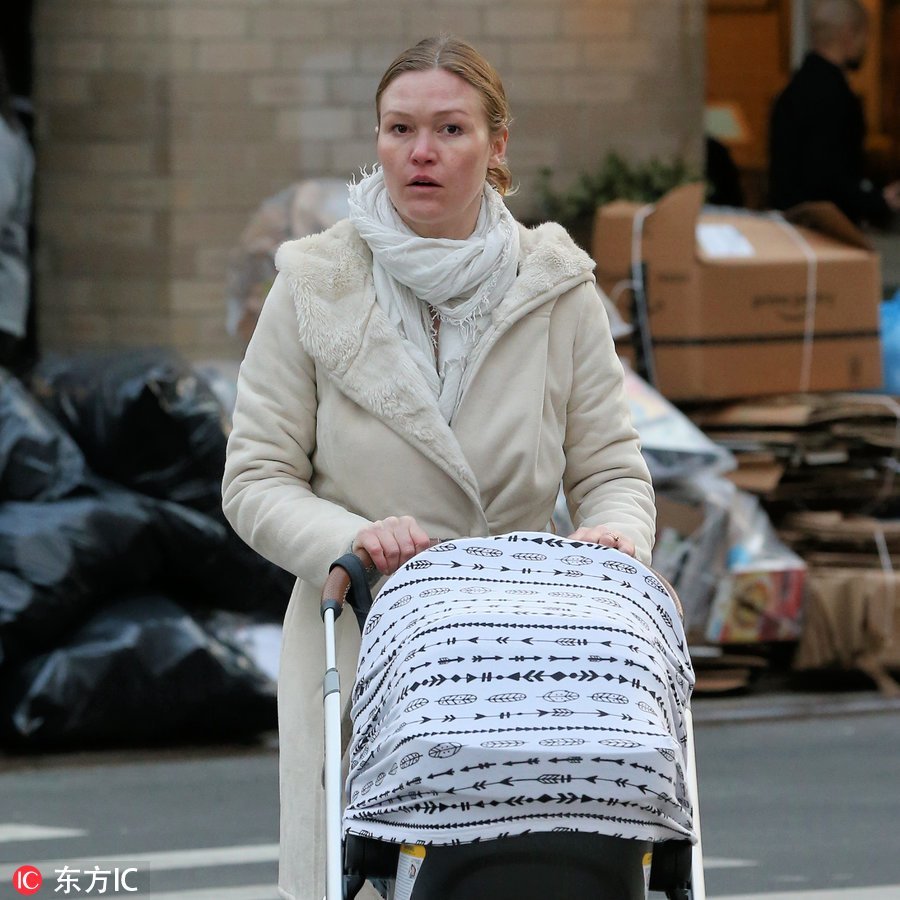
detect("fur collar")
[274,218,595,507]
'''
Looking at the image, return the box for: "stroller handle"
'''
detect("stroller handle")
[320,548,376,622]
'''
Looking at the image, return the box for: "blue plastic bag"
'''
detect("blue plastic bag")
[881,290,900,395]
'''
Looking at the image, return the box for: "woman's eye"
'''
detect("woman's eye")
[391,123,410,134]
[444,124,463,135]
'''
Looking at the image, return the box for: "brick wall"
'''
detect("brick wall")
[34,0,705,361]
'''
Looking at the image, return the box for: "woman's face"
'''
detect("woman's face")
[377,68,508,240]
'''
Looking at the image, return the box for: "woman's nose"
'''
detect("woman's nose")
[410,133,436,164]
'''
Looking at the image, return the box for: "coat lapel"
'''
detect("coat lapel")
[275,224,484,510]
[274,218,598,516]
[455,221,599,411]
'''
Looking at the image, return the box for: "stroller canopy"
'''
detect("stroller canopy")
[344,533,695,847]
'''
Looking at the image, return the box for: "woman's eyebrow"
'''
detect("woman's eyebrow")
[381,107,474,119]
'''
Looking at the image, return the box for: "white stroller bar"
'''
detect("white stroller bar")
[321,550,377,900]
[322,597,344,900]
[685,706,707,899]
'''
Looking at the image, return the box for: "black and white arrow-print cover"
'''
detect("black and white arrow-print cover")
[343,532,695,846]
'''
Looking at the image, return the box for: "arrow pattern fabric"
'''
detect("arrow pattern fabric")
[343,533,695,846]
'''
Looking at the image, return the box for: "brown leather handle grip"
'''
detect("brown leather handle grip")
[321,548,375,614]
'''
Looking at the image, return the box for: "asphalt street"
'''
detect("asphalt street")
[1,711,898,899]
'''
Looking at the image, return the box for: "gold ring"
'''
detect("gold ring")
[610,533,620,545]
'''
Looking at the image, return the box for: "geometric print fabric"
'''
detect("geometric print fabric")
[343,532,695,846]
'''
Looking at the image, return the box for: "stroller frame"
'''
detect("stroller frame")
[320,550,707,900]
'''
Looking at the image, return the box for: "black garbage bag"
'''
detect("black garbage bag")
[192,521,295,617]
[0,368,89,502]
[0,485,227,666]
[28,349,229,515]
[0,571,35,671]
[0,593,277,749]
[200,609,283,684]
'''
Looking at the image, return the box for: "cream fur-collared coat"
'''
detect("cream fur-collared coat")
[222,218,655,900]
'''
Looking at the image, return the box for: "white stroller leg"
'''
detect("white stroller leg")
[684,707,706,900]
[323,608,344,900]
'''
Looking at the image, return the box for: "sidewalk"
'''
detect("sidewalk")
[693,689,900,724]
[691,669,900,724]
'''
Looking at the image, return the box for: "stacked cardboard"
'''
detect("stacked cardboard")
[687,393,900,691]
[593,185,883,401]
[689,393,900,517]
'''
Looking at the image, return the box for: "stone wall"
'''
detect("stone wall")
[33,0,705,361]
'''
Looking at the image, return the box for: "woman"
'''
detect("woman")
[223,35,655,900]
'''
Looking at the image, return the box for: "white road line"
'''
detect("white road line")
[705,857,759,869]
[0,843,279,880]
[717,886,900,899]
[0,823,87,843]
[125,887,280,900]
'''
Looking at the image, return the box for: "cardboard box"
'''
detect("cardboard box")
[593,203,641,369]
[593,199,644,322]
[592,185,883,401]
[705,565,807,643]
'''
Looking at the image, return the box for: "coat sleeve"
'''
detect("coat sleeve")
[562,283,656,564]
[222,272,371,589]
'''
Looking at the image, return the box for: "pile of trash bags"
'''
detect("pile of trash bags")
[0,350,293,750]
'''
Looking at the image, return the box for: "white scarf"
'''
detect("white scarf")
[347,167,520,423]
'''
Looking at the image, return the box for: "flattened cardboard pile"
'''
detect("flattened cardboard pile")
[688,393,900,692]
[690,392,900,517]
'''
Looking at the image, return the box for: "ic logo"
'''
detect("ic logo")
[13,865,43,895]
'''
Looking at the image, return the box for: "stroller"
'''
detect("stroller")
[320,533,706,900]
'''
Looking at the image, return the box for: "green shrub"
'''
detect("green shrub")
[534,152,701,243]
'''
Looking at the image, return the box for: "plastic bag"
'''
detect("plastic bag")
[880,292,900,395]
[1,593,277,749]
[622,367,735,484]
[225,178,349,347]
[0,484,226,665]
[29,349,229,515]
[0,571,35,670]
[200,610,283,682]
[0,368,89,501]
[653,475,806,640]
[0,480,294,670]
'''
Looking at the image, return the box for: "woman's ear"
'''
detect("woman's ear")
[488,126,509,170]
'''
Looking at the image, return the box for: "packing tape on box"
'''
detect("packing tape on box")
[630,202,657,386]
[766,212,819,393]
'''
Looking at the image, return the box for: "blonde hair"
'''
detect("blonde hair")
[375,35,513,196]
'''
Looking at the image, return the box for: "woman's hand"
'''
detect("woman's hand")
[568,525,636,558]
[352,515,433,577]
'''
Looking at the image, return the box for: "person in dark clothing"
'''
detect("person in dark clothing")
[706,136,745,207]
[768,0,900,226]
